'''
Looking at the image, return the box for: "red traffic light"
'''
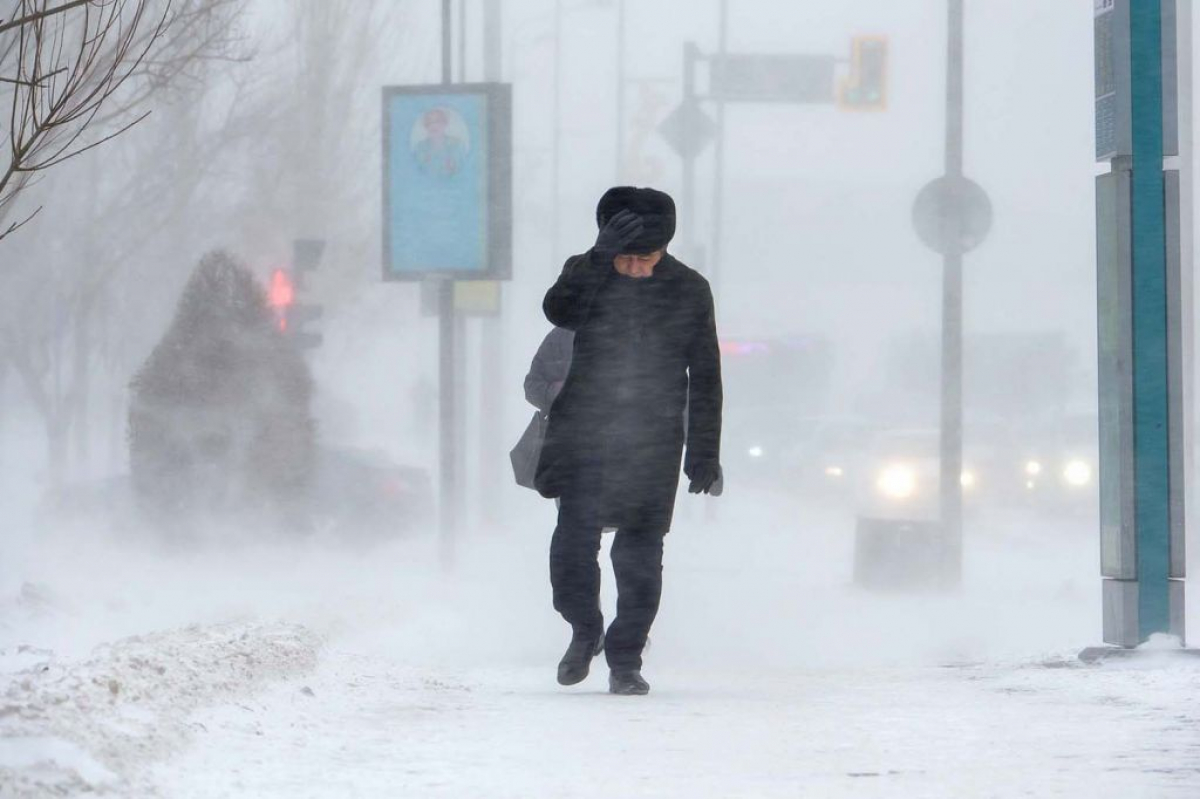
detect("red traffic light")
[268,268,295,309]
[267,269,295,331]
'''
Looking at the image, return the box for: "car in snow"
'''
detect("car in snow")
[853,418,1098,521]
[308,445,433,539]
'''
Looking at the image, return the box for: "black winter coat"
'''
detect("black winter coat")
[534,250,722,532]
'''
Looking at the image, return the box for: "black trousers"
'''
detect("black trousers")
[550,489,665,672]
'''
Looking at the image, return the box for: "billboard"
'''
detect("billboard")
[382,83,511,281]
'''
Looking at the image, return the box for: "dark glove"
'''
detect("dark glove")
[687,462,723,495]
[592,209,644,266]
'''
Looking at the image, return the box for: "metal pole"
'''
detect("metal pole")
[439,283,457,567]
[616,0,626,181]
[939,0,965,586]
[483,0,501,80]
[551,0,563,270]
[442,0,452,83]
[439,0,457,568]
[711,0,728,301]
[458,0,467,82]
[1176,0,1194,645]
[682,42,699,265]
[454,309,468,533]
[479,0,505,528]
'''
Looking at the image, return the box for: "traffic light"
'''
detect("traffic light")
[265,239,325,350]
[267,268,295,331]
[839,36,888,111]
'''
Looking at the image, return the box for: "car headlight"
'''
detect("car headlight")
[960,470,977,490]
[877,464,917,499]
[1064,459,1092,487]
[1025,460,1043,476]
[824,466,845,478]
[748,445,764,458]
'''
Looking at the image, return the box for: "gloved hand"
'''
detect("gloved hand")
[687,461,723,495]
[592,209,644,266]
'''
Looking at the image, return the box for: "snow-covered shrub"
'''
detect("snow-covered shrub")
[128,251,314,533]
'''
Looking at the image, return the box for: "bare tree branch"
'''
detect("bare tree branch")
[0,199,37,236]
[0,0,250,244]
[0,0,91,37]
[0,0,173,241]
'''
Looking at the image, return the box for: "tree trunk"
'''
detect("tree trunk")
[109,392,125,473]
[72,300,92,474]
[46,413,69,497]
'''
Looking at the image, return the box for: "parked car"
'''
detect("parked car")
[309,446,433,539]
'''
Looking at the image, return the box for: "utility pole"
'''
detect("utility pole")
[454,0,469,535]
[681,42,701,266]
[938,0,965,588]
[484,0,501,80]
[551,0,563,271]
[438,0,458,569]
[616,0,626,181]
[711,0,728,300]
[479,0,505,527]
[457,0,467,81]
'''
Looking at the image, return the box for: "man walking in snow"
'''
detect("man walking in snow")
[535,186,723,696]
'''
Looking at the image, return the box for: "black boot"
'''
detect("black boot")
[557,630,604,686]
[608,669,650,696]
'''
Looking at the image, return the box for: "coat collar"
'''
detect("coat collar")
[650,252,686,281]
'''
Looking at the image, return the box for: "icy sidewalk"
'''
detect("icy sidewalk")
[146,497,1198,799]
[0,621,322,796]
[1,490,1197,796]
[153,647,1200,798]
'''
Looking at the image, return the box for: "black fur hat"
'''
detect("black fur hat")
[595,186,677,254]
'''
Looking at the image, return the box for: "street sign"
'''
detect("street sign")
[911,175,993,256]
[657,98,717,160]
[838,37,889,111]
[293,239,325,279]
[382,83,512,281]
[708,54,836,104]
[420,279,501,317]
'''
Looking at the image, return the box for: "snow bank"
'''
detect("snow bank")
[0,621,321,797]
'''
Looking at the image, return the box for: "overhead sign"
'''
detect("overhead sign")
[382,83,512,281]
[911,175,993,256]
[708,54,836,104]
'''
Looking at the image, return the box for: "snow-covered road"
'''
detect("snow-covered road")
[3,492,1199,796]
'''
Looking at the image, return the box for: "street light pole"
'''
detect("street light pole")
[616,0,626,181]
[939,0,965,587]
[442,0,452,83]
[479,0,505,528]
[551,0,563,270]
[711,0,728,299]
[438,0,458,569]
[457,0,467,81]
[682,42,700,265]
